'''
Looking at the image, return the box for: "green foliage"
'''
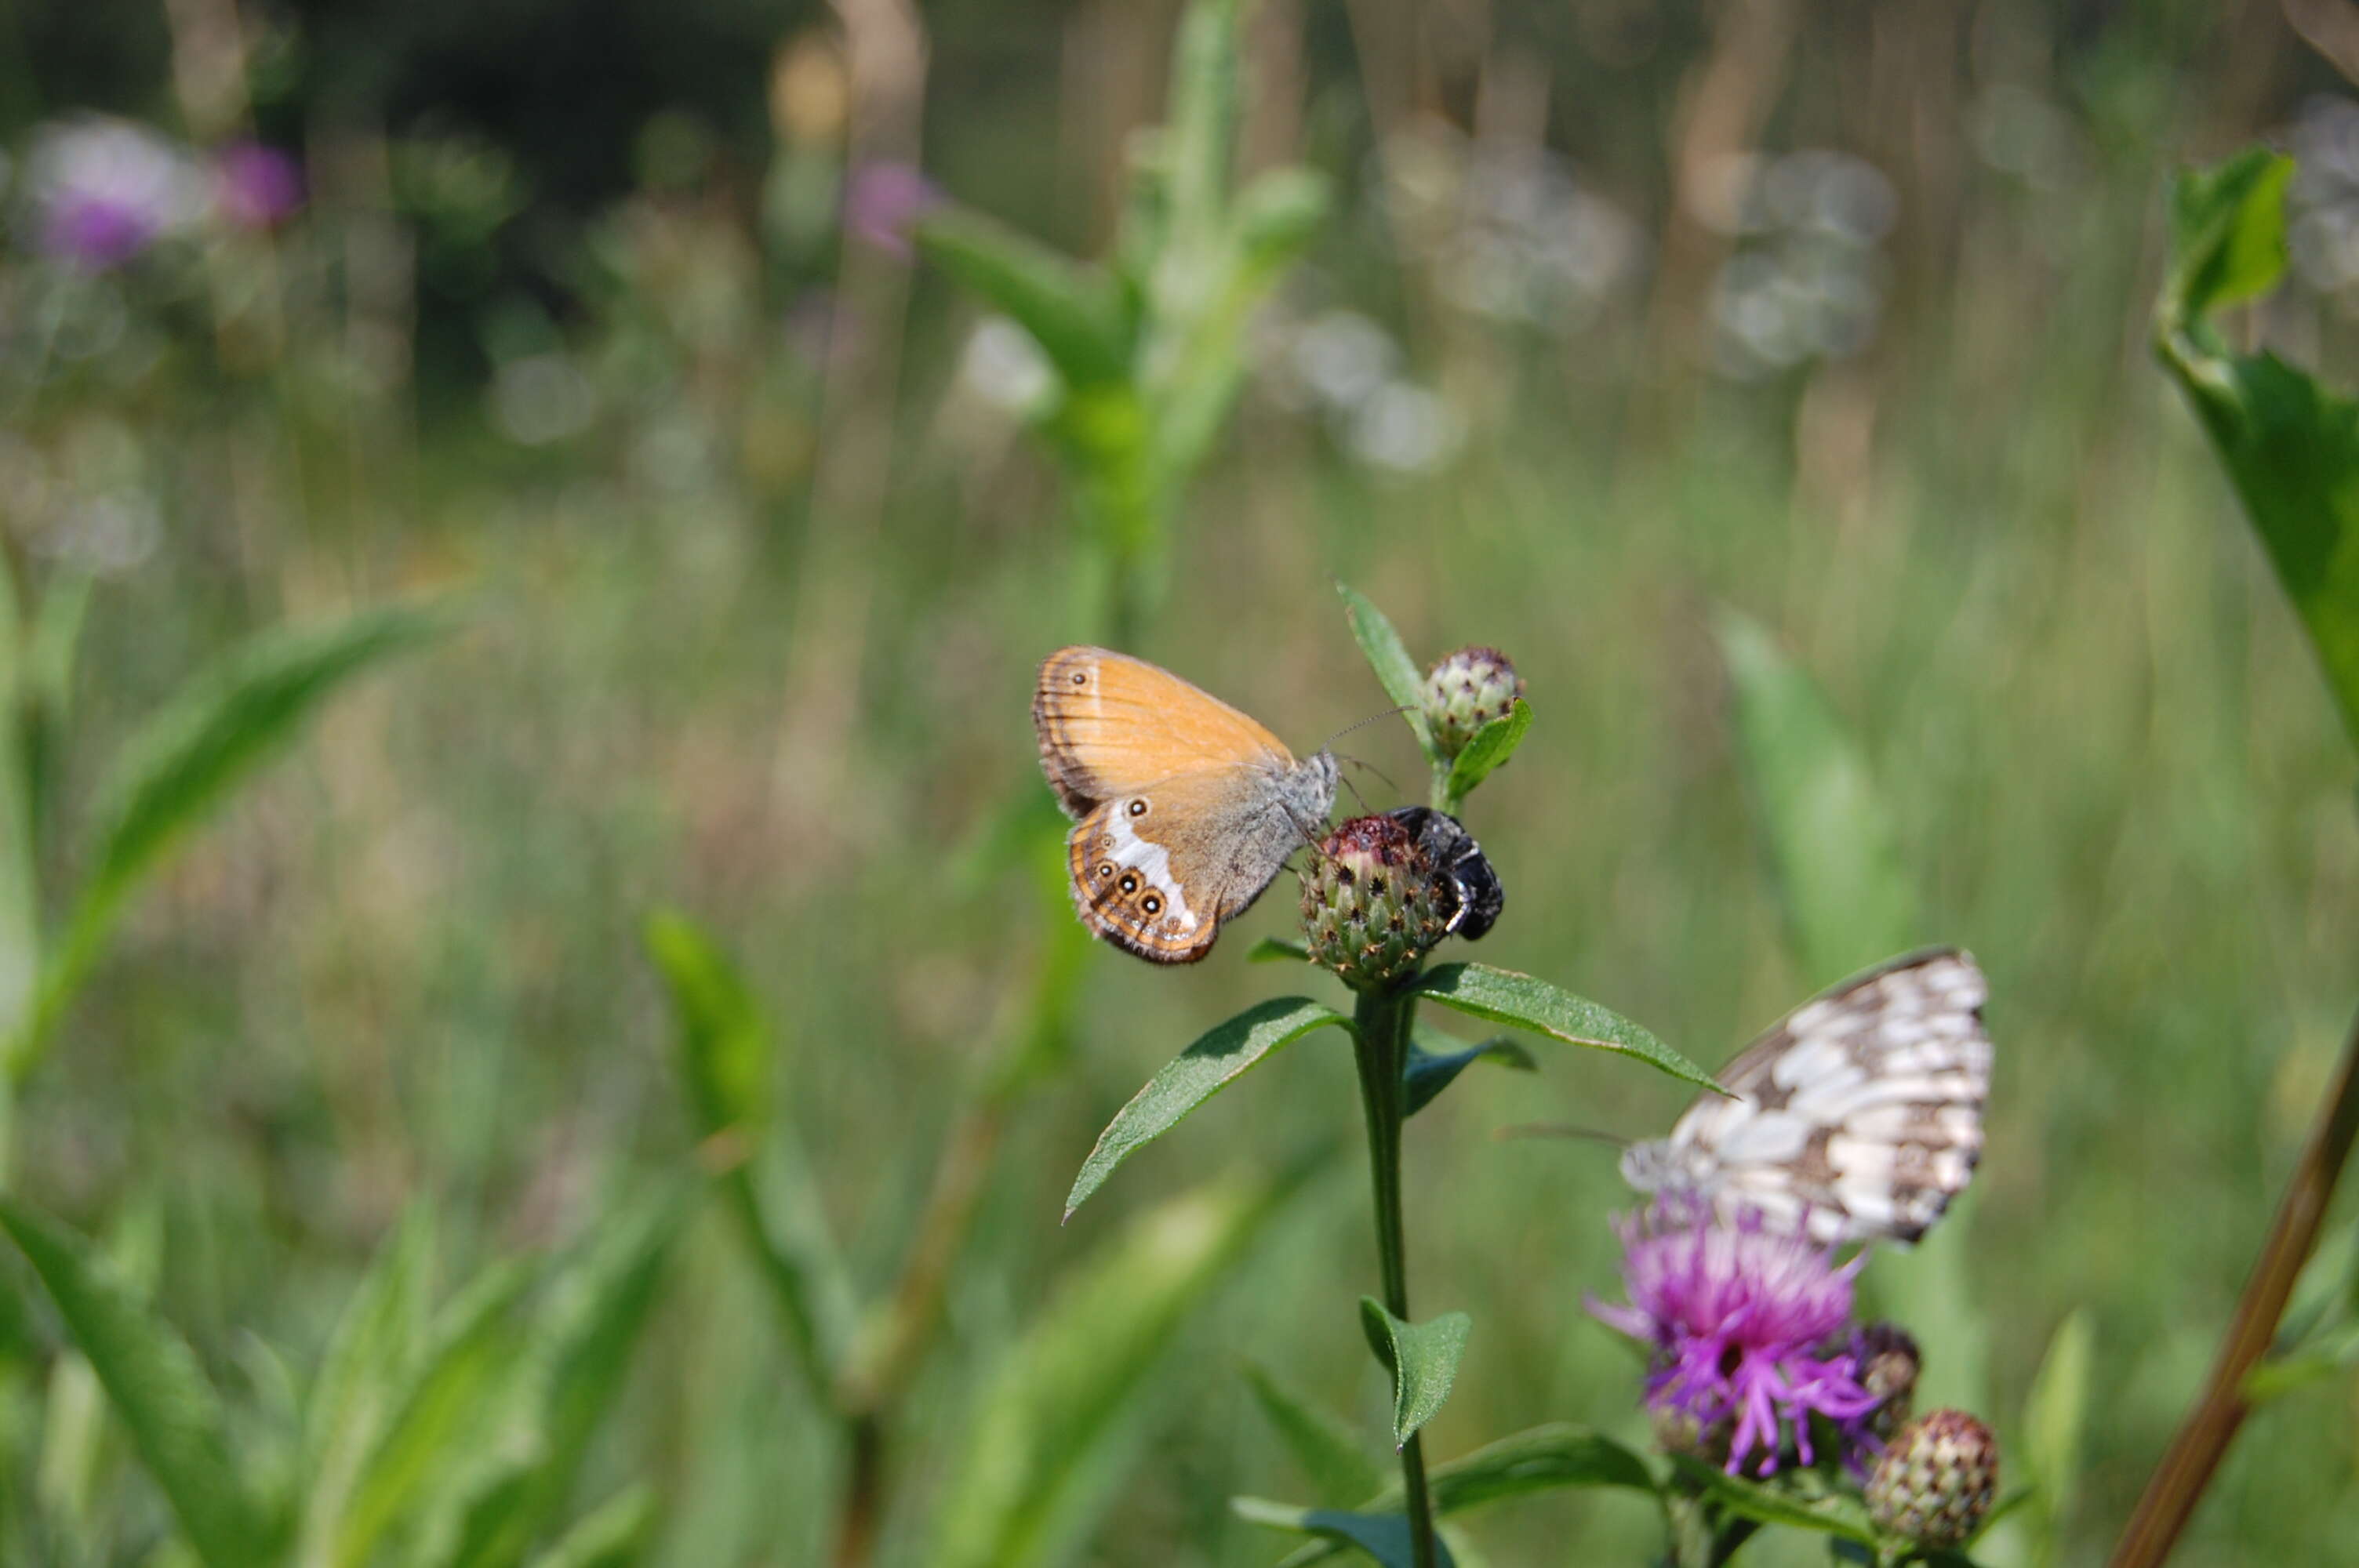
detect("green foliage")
[2016,1309,2092,1568]
[929,1167,1314,1568]
[0,1198,276,1568]
[1358,1300,1471,1447]
[1245,1362,1384,1507]
[2157,148,2359,748]
[1401,1028,1535,1119]
[1411,963,1715,1090]
[1439,700,1532,811]
[1232,1497,1459,1568]
[644,913,855,1397]
[1668,1459,1882,1550]
[10,602,455,1083]
[1063,996,1351,1218]
[1336,581,1439,765]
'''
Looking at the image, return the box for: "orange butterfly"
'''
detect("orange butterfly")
[1034,647,1337,962]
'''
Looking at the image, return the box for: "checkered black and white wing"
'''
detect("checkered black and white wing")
[1653,949,1991,1246]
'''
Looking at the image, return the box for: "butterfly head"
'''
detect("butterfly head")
[1617,1137,1688,1196]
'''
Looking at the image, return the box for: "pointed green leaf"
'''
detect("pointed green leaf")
[1335,583,1436,761]
[1232,1497,1455,1568]
[0,1199,275,1568]
[521,1487,655,1568]
[1161,0,1239,249]
[1402,1027,1534,1119]
[1263,1424,1656,1563]
[1243,1363,1383,1507]
[1412,964,1714,1091]
[916,208,1132,390]
[2157,151,2359,747]
[1358,1300,1470,1447]
[2016,1308,2091,1564]
[16,602,454,1078]
[930,1166,1316,1568]
[1063,996,1350,1218]
[644,913,853,1395]
[1441,699,1531,806]
[1248,935,1312,964]
[1669,1457,1880,1546]
[1715,609,1916,984]
[300,1207,437,1544]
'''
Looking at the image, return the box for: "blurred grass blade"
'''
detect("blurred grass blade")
[2156,150,2359,746]
[1248,935,1312,964]
[0,554,35,1047]
[0,1198,276,1568]
[2019,1308,2092,1568]
[16,603,453,1080]
[1714,608,1915,983]
[446,1192,683,1568]
[1357,1300,1470,1447]
[1402,1027,1533,1120]
[1336,583,1436,762]
[1244,1361,1383,1507]
[915,208,1132,390]
[300,1207,437,1536]
[520,1486,656,1568]
[325,1260,533,1568]
[1440,700,1531,808]
[1161,0,1237,250]
[929,1165,1317,1568]
[644,913,854,1394]
[1232,1497,1454,1568]
[1412,964,1714,1090]
[1668,1457,1880,1546]
[1265,1425,1656,1564]
[1063,996,1349,1218]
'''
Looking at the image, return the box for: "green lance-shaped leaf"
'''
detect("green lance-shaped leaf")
[1668,1457,1881,1547]
[1412,964,1715,1091]
[1231,1498,1459,1568]
[299,1207,438,1549]
[1358,1300,1470,1448]
[2157,150,2359,748]
[1401,1025,1534,1120]
[916,207,1133,392]
[1248,935,1313,964]
[1261,1424,1657,1565]
[1063,996,1350,1218]
[1243,1362,1383,1508]
[2015,1308,2092,1568]
[519,1486,655,1568]
[15,602,454,1079]
[1714,608,1916,985]
[929,1166,1314,1568]
[1440,699,1532,807]
[644,913,854,1395]
[0,1199,277,1568]
[1335,582,1438,763]
[442,1191,684,1568]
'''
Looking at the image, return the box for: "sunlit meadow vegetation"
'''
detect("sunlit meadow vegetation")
[5,1,2359,1564]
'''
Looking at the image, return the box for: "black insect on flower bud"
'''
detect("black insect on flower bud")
[1300,814,1448,990]
[1384,805,1504,940]
[1853,1322,1921,1442]
[1866,1408,1999,1550]
[1422,646,1525,762]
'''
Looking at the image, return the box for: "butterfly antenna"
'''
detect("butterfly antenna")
[1492,1122,1631,1149]
[1338,753,1401,801]
[1320,704,1416,753]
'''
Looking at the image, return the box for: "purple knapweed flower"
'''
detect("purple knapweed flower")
[25,117,203,270]
[842,162,938,257]
[213,140,304,230]
[1589,1198,1882,1475]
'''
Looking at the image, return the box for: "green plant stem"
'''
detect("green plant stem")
[2108,1002,2359,1568]
[1350,982,1438,1568]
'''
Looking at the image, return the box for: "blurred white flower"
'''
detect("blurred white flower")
[1289,310,1397,408]
[1346,381,1464,476]
[23,116,204,270]
[1968,84,2081,191]
[491,352,598,445]
[2290,98,2359,301]
[958,317,1056,416]
[1705,150,1894,377]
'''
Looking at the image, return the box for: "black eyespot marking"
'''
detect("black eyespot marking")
[1127,799,1148,817]
[1119,873,1140,895]
[1070,670,1087,684]
[1097,862,1115,879]
[1142,894,1162,915]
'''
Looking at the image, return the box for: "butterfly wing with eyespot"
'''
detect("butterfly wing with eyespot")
[1034,646,1299,816]
[1659,949,1991,1245]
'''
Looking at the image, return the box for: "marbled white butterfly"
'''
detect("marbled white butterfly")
[1619,949,1992,1246]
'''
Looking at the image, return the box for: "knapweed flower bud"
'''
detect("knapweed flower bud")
[1854,1322,1921,1441]
[1866,1409,1998,1549]
[1300,814,1447,990]
[1423,646,1524,761]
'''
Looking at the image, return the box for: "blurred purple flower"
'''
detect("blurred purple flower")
[27,117,202,270]
[1590,1199,1881,1475]
[843,162,938,257]
[214,141,304,230]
